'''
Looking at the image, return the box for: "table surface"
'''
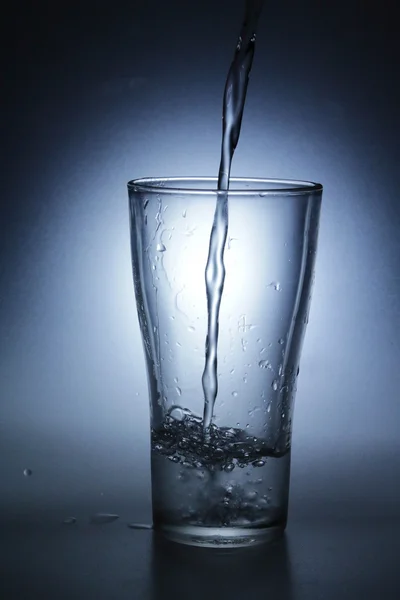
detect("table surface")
[1,510,399,600]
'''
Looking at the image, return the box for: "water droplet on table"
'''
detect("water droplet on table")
[127,523,153,530]
[90,513,119,525]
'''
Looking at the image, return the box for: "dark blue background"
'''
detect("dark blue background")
[1,1,399,597]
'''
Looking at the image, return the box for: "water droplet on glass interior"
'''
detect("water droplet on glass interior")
[258,359,272,370]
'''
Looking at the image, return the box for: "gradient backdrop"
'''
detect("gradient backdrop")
[1,0,399,535]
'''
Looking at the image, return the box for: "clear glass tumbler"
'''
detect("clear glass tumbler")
[128,177,322,547]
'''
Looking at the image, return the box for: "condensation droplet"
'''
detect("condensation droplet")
[230,368,235,375]
[23,468,32,477]
[278,364,283,376]
[268,281,281,291]
[252,460,265,467]
[267,403,271,413]
[272,380,279,391]
[156,243,166,252]
[188,326,195,332]
[182,209,187,218]
[63,517,77,525]
[278,338,284,345]
[176,386,182,396]
[232,391,238,397]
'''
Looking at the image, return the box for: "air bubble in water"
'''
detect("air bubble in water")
[168,455,180,463]
[168,405,192,421]
[224,463,235,472]
[272,380,279,391]
[23,468,32,477]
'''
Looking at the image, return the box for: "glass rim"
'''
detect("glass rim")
[127,177,323,196]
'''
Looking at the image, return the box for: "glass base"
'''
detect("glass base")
[157,523,286,548]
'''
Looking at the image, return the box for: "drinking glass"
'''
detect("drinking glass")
[128,177,322,547]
